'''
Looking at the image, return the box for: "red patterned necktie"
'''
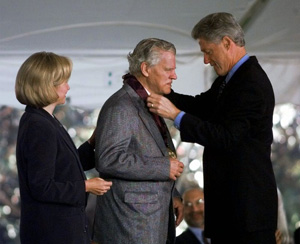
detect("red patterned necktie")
[123,73,176,158]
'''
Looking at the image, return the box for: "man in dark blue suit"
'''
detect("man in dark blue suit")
[295,225,300,244]
[148,12,277,244]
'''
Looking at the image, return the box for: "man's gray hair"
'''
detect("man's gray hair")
[191,12,245,47]
[127,38,176,76]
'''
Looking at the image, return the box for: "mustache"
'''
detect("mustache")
[189,210,204,216]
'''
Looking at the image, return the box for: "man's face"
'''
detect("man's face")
[183,189,205,228]
[145,50,177,95]
[198,38,230,76]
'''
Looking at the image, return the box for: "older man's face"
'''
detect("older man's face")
[145,50,177,95]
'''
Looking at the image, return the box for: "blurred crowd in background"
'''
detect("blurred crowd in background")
[0,102,299,244]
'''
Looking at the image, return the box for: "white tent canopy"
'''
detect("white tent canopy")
[1,0,299,109]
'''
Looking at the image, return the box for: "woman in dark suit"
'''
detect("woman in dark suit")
[15,51,112,244]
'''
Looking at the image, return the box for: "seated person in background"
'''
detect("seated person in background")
[176,187,210,244]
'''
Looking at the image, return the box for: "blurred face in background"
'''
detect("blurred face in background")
[183,188,205,228]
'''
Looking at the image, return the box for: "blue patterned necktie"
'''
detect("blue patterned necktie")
[217,78,226,100]
[201,230,210,244]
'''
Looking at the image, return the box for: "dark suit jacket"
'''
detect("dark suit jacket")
[93,83,179,244]
[16,106,95,244]
[295,227,300,244]
[167,56,278,237]
[175,229,201,244]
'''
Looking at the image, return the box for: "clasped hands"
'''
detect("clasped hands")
[85,177,112,195]
[169,157,184,181]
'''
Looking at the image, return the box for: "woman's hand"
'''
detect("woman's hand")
[85,177,112,195]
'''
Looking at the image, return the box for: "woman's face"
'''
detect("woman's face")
[55,81,70,105]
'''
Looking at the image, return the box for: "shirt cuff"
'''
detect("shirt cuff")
[174,111,185,130]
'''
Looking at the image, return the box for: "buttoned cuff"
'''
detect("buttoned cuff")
[174,111,185,130]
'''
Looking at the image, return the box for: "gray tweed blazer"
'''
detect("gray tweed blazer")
[93,83,179,244]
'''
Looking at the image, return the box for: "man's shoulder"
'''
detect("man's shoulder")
[100,85,141,117]
[176,229,200,244]
[103,86,131,107]
[107,84,140,102]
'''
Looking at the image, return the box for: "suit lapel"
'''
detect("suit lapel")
[53,117,87,179]
[139,109,168,155]
[124,85,169,157]
[30,107,86,180]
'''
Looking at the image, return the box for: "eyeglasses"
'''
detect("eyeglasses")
[184,198,204,208]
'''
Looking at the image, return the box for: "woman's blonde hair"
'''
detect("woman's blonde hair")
[15,51,72,108]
